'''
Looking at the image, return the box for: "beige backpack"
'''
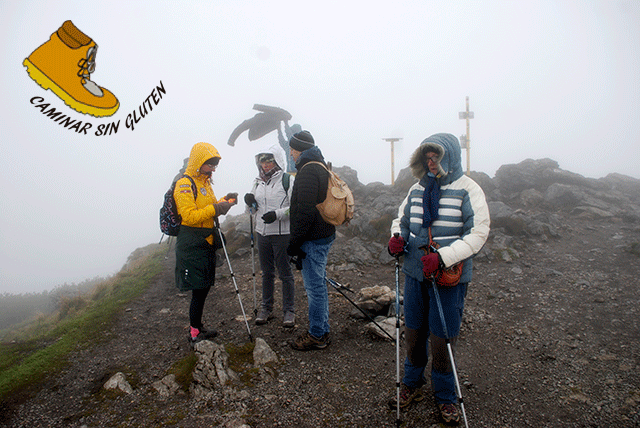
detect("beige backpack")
[303,161,355,225]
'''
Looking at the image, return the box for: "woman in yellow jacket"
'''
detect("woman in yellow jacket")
[174,142,237,346]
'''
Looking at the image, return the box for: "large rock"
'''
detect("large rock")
[152,374,181,397]
[365,316,400,341]
[103,372,133,394]
[495,158,560,195]
[192,341,238,394]
[350,285,396,319]
[253,338,278,367]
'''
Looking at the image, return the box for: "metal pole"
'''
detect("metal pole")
[394,254,402,426]
[465,96,471,176]
[391,140,395,185]
[459,97,474,176]
[383,138,402,185]
[431,278,469,428]
[249,209,257,316]
[216,219,253,342]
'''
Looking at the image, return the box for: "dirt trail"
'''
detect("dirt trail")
[5,218,640,427]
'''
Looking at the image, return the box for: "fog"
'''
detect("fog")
[1,1,638,294]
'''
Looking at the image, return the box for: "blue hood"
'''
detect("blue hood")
[409,133,463,185]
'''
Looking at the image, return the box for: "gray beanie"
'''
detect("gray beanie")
[289,130,315,151]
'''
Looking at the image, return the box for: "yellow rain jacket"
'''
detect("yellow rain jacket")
[174,142,221,245]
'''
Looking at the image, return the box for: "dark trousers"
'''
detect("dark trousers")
[190,287,211,329]
[257,233,295,313]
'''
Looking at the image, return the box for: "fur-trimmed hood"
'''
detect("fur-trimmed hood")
[409,133,464,185]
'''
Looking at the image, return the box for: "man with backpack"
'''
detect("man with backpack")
[244,143,296,328]
[286,130,336,351]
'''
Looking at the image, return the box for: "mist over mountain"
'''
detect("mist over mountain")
[3,155,639,427]
[2,157,638,333]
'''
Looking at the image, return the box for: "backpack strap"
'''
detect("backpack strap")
[300,160,328,172]
[182,174,198,200]
[282,172,291,193]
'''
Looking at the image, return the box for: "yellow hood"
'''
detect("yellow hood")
[185,142,221,177]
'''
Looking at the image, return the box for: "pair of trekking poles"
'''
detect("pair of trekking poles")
[330,235,467,427]
[390,235,469,428]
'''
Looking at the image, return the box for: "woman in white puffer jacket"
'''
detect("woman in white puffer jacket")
[244,143,296,327]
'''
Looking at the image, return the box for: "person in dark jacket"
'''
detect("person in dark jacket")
[286,130,336,351]
[388,133,490,424]
[174,142,238,347]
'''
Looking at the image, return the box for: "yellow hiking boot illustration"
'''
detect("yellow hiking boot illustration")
[23,20,119,117]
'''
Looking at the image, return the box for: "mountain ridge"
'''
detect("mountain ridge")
[3,157,639,427]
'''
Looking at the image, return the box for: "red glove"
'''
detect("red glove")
[421,253,440,277]
[388,235,405,256]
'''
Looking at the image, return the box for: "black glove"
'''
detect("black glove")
[213,201,232,216]
[291,255,303,270]
[286,245,298,257]
[244,193,257,208]
[262,211,277,224]
[287,246,306,270]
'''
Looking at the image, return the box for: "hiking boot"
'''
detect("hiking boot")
[255,308,273,325]
[290,331,329,351]
[198,327,218,339]
[188,326,217,348]
[283,311,295,328]
[322,332,331,346]
[438,403,461,425]
[23,20,119,117]
[388,383,425,409]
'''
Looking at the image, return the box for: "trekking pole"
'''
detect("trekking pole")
[249,206,258,316]
[430,277,469,428]
[394,251,402,427]
[216,219,253,342]
[326,277,395,342]
[164,236,174,260]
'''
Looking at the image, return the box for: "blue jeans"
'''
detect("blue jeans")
[402,275,467,404]
[301,235,334,338]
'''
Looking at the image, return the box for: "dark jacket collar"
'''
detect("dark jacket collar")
[295,146,325,170]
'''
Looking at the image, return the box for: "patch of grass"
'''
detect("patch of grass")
[0,245,165,403]
[167,351,198,391]
[225,342,255,367]
[225,341,259,387]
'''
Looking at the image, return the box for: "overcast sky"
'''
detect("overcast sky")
[1,0,639,295]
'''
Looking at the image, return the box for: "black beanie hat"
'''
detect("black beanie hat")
[289,130,315,151]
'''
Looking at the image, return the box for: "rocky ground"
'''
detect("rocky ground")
[2,211,639,428]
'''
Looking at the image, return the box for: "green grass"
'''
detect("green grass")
[225,341,259,387]
[0,246,165,403]
[167,351,198,391]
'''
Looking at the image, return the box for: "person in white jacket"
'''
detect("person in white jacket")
[244,143,296,327]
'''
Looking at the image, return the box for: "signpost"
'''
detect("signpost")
[382,138,402,185]
[458,96,474,176]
